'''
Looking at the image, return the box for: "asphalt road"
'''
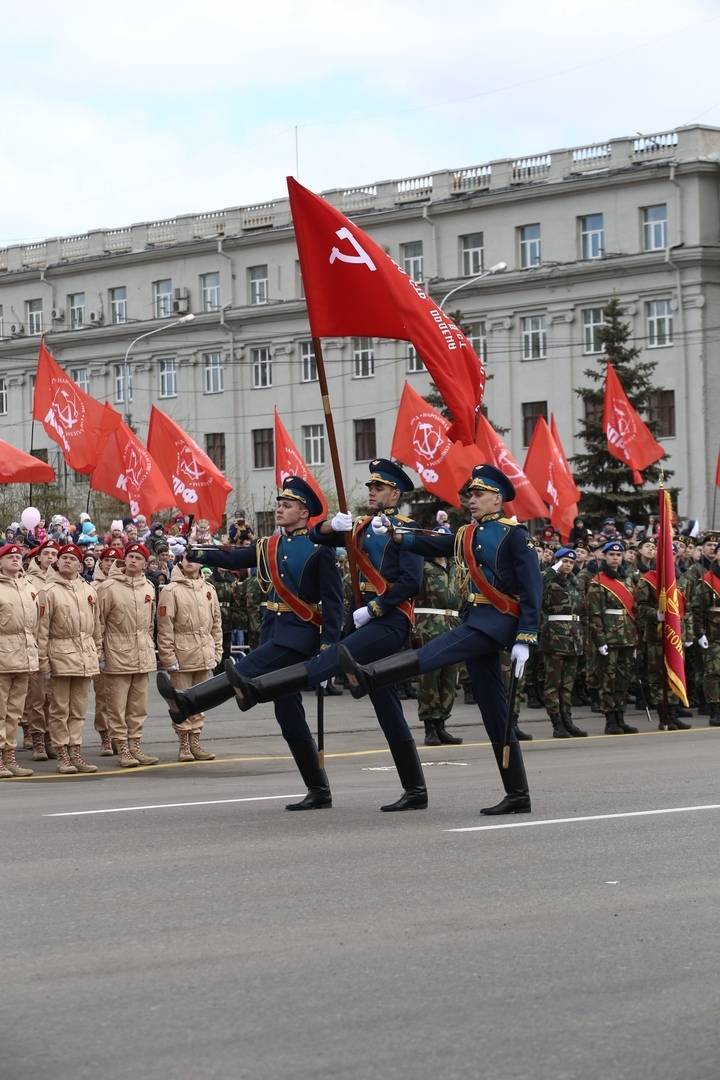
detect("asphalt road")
[2,691,720,1080]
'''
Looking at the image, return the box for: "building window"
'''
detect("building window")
[205,432,226,471]
[582,307,606,353]
[159,357,177,398]
[406,345,425,373]
[521,314,546,360]
[295,260,305,300]
[300,340,317,382]
[465,321,488,364]
[648,389,675,438]
[68,292,85,330]
[352,337,375,378]
[26,299,43,336]
[110,286,127,324]
[153,279,173,318]
[302,423,325,466]
[203,352,224,394]
[460,233,484,276]
[255,511,275,537]
[71,367,90,393]
[583,395,603,429]
[252,428,274,469]
[200,271,221,312]
[400,241,423,281]
[0,377,7,415]
[251,346,272,388]
[354,418,376,462]
[643,205,667,252]
[522,401,548,446]
[114,364,133,404]
[580,214,604,260]
[519,224,541,268]
[248,265,268,305]
[646,299,673,347]
[0,303,3,337]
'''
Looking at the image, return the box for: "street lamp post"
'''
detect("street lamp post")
[121,313,195,425]
[439,261,507,311]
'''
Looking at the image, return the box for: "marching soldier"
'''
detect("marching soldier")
[91,546,124,755]
[157,556,223,762]
[0,543,38,778]
[98,542,159,768]
[587,540,638,736]
[414,534,463,747]
[539,547,587,738]
[37,544,102,774]
[691,542,720,727]
[22,538,60,760]
[157,476,344,810]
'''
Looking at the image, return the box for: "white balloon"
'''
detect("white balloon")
[21,506,41,530]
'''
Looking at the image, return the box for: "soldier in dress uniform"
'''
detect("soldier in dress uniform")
[690,542,720,727]
[37,544,102,774]
[91,546,124,755]
[22,538,60,760]
[156,556,223,762]
[539,547,587,738]
[0,544,38,779]
[587,540,638,736]
[156,476,344,810]
[414,530,463,746]
[329,464,543,816]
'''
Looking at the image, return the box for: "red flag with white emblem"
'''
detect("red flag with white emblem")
[474,413,547,522]
[391,382,471,507]
[147,407,232,531]
[523,416,580,541]
[603,362,664,485]
[91,421,175,520]
[274,409,328,527]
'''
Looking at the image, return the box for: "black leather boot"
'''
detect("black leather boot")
[223,658,309,711]
[463,687,476,705]
[604,710,624,734]
[381,740,428,811]
[561,708,588,737]
[436,720,463,744]
[667,706,691,730]
[549,713,571,738]
[616,711,638,734]
[285,741,332,810]
[514,724,533,741]
[657,702,671,730]
[423,720,442,746]
[338,645,420,700]
[156,671,235,723]
[480,742,531,815]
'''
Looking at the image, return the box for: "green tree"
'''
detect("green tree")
[571,297,672,523]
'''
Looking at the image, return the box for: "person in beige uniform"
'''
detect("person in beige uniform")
[157,557,223,761]
[37,544,102,775]
[0,543,38,779]
[98,542,159,768]
[91,546,124,755]
[22,539,60,760]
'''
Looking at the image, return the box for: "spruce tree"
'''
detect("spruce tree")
[571,297,672,523]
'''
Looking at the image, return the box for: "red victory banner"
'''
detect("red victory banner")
[603,362,664,485]
[91,422,175,520]
[550,413,580,541]
[32,341,121,474]
[474,412,547,521]
[0,438,55,484]
[147,407,232,531]
[391,382,472,507]
[524,416,580,541]
[287,177,484,445]
[657,488,689,706]
[274,409,328,527]
[715,447,720,489]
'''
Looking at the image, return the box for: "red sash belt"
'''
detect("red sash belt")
[349,516,414,623]
[266,534,321,628]
[596,572,635,619]
[702,570,720,603]
[462,524,520,618]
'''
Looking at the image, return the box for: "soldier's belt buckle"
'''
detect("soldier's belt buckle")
[604,608,624,615]
[359,583,376,594]
[467,593,490,605]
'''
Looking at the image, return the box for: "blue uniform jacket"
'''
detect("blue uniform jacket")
[310,506,423,618]
[187,532,343,652]
[400,514,542,647]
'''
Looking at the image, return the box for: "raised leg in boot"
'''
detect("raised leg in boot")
[480,743,531,815]
[381,739,428,811]
[338,645,419,700]
[285,740,332,810]
[157,670,235,722]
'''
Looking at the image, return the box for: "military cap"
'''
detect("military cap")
[467,463,515,503]
[0,544,23,558]
[100,546,124,561]
[277,475,323,518]
[58,544,83,561]
[554,547,576,561]
[365,459,414,494]
[702,531,720,545]
[37,539,60,554]
[602,540,625,554]
[125,542,150,560]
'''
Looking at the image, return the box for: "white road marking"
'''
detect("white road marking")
[447,803,720,833]
[45,794,303,817]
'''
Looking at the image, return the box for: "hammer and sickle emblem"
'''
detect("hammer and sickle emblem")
[329,228,377,272]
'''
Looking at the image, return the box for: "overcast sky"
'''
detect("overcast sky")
[2,0,719,244]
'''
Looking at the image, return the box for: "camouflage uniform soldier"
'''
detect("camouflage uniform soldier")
[244,571,264,651]
[414,548,462,746]
[681,532,720,710]
[539,547,587,738]
[576,551,602,712]
[587,540,638,736]
[635,555,692,731]
[691,542,720,726]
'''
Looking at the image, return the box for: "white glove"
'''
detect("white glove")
[552,561,563,573]
[353,606,372,629]
[166,662,180,671]
[656,611,665,622]
[371,514,391,535]
[684,641,694,649]
[698,634,709,650]
[598,644,609,656]
[330,511,353,532]
[436,510,449,525]
[510,643,529,678]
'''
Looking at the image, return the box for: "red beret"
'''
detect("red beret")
[38,539,61,553]
[125,543,149,559]
[58,544,83,561]
[0,544,23,558]
[101,546,124,561]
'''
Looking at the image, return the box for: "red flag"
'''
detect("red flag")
[91,421,175,520]
[287,177,484,445]
[32,341,121,474]
[603,362,664,485]
[549,414,580,541]
[0,439,55,484]
[274,409,328,527]
[523,416,580,541]
[147,407,232,531]
[391,382,472,507]
[715,448,720,489]
[474,413,547,521]
[657,488,689,707]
